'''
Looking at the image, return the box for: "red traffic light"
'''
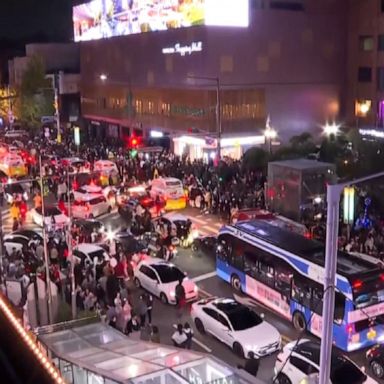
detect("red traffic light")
[131,138,138,146]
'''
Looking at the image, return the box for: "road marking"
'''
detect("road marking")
[189,216,208,225]
[172,324,212,352]
[198,288,214,298]
[202,225,220,233]
[192,271,217,283]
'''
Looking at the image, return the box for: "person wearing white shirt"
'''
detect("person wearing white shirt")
[171,324,187,348]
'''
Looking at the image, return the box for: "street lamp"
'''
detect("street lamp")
[319,170,384,384]
[264,116,277,154]
[323,122,340,137]
[99,73,108,81]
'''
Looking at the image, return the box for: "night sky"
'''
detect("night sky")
[0,0,80,44]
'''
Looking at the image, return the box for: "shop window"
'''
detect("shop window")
[270,1,304,11]
[379,35,384,51]
[358,67,372,82]
[359,35,374,51]
[378,67,384,91]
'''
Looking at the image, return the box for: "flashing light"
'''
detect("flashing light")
[380,274,384,282]
[353,280,363,289]
[347,324,353,334]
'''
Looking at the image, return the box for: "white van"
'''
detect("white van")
[150,177,186,210]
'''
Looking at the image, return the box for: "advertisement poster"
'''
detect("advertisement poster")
[73,0,249,42]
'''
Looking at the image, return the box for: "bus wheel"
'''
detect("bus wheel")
[292,311,306,332]
[231,275,242,292]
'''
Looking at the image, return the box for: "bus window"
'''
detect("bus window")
[257,259,275,288]
[292,275,312,308]
[311,284,324,315]
[334,293,345,323]
[244,251,258,278]
[275,261,292,297]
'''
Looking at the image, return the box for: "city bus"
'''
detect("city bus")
[217,220,384,352]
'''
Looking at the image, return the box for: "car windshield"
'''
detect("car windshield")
[152,265,185,283]
[227,307,263,331]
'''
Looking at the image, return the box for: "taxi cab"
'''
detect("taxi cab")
[0,154,28,177]
[149,177,186,210]
[61,157,90,174]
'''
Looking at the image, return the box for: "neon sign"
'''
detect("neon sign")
[162,41,203,56]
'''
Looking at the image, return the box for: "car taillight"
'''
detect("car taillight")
[347,324,353,334]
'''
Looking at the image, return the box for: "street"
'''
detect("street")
[5,197,371,383]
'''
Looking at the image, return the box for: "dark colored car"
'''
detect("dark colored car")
[191,235,217,258]
[366,344,384,379]
[114,231,147,256]
[72,218,105,240]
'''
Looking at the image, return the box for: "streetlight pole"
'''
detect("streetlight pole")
[66,168,76,319]
[39,155,54,324]
[319,170,384,384]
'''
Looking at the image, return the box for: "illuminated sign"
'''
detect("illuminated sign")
[162,41,202,56]
[73,0,249,42]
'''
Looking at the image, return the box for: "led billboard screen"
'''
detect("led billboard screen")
[73,0,249,42]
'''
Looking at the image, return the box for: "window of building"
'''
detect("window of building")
[378,67,384,90]
[379,35,384,51]
[381,0,384,12]
[359,35,374,51]
[358,67,372,82]
[270,1,304,11]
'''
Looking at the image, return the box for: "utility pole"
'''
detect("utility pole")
[39,156,53,324]
[319,170,384,384]
[66,168,76,319]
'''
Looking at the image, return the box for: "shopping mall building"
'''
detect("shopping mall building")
[78,0,347,157]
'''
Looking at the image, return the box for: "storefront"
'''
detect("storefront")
[173,135,266,161]
[37,322,261,384]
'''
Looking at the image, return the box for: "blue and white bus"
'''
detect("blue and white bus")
[217,220,384,352]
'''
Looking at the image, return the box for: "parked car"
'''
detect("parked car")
[31,206,69,230]
[4,229,43,244]
[73,243,110,267]
[274,339,377,384]
[133,258,198,305]
[191,297,280,358]
[72,194,112,219]
[366,344,384,380]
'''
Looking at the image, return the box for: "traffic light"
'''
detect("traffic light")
[129,136,141,148]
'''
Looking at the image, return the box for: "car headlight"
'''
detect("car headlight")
[23,192,28,200]
[194,285,198,293]
[170,291,176,298]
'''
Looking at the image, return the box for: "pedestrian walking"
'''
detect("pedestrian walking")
[145,293,153,325]
[183,322,194,349]
[175,278,186,317]
[172,323,187,348]
[243,351,260,377]
[150,325,160,344]
[136,295,148,328]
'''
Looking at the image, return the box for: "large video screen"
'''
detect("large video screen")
[73,0,249,42]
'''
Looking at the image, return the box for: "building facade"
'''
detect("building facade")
[345,0,384,130]
[79,0,347,144]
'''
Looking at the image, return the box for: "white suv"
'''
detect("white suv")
[72,194,112,219]
[274,339,377,384]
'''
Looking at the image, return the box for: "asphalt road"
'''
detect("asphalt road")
[1,198,378,383]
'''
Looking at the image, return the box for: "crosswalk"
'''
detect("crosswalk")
[1,210,41,234]
[189,214,224,236]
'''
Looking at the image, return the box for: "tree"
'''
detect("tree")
[243,147,270,172]
[15,54,54,129]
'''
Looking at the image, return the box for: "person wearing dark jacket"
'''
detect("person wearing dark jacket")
[244,351,260,377]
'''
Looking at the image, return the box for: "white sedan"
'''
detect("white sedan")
[73,184,115,202]
[72,194,112,219]
[191,297,281,358]
[274,339,377,384]
[133,258,198,305]
[31,206,69,230]
[73,243,110,266]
